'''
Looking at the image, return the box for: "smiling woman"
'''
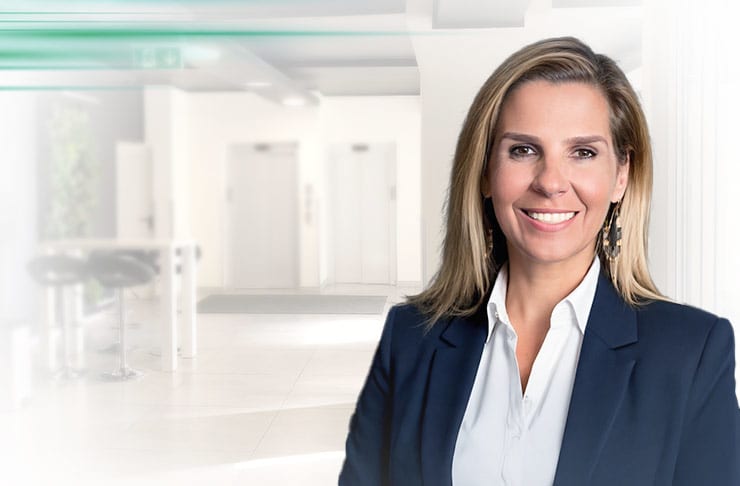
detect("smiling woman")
[339,37,739,486]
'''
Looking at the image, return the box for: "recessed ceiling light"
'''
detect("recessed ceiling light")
[282,97,306,107]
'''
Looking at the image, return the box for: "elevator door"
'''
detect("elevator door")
[329,143,396,285]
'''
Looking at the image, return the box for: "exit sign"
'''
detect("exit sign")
[133,47,182,69]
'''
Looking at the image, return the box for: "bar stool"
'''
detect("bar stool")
[92,249,158,354]
[88,252,156,381]
[27,254,89,380]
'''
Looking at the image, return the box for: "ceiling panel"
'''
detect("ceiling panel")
[0,0,406,17]
[433,0,532,28]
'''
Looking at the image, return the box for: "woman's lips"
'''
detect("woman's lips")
[518,209,579,232]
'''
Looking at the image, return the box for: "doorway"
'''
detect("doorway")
[226,142,299,289]
[115,142,154,238]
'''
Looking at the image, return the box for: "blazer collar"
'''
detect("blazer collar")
[580,271,638,349]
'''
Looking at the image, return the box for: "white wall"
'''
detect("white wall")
[187,92,421,289]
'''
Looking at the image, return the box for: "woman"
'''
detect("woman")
[338,37,738,486]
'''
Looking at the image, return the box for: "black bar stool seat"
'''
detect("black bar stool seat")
[28,254,88,287]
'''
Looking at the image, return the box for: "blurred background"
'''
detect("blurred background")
[1,0,739,484]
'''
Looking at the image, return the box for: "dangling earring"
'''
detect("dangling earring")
[486,228,493,258]
[602,199,623,260]
[483,197,495,260]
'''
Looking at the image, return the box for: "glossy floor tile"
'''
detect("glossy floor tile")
[0,286,411,486]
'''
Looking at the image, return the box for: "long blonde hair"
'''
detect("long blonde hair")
[408,36,663,328]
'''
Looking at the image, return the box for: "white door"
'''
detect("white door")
[227,143,299,289]
[329,143,396,285]
[116,142,154,238]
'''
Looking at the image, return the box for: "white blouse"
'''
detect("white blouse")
[451,257,601,486]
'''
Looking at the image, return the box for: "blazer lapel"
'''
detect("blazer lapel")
[420,301,488,486]
[553,272,638,486]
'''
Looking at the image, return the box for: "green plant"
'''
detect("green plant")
[43,102,98,239]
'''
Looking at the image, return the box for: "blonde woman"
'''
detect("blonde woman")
[339,37,738,486]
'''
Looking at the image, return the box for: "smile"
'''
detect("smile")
[524,210,577,224]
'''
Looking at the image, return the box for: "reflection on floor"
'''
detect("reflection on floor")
[0,285,413,485]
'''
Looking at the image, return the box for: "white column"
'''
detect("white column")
[180,243,197,359]
[145,87,194,371]
[160,244,177,372]
[643,0,727,311]
[144,87,176,240]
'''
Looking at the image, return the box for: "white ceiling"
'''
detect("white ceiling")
[1,0,643,102]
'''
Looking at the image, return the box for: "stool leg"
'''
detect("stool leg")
[102,288,143,381]
[44,287,60,373]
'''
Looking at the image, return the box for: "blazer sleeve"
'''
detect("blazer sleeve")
[338,306,396,486]
[672,317,739,486]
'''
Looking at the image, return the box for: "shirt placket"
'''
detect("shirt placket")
[500,325,523,486]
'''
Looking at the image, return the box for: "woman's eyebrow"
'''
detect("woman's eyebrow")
[499,132,540,143]
[565,135,608,145]
[499,132,609,146]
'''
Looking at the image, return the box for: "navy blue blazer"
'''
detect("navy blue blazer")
[339,272,739,485]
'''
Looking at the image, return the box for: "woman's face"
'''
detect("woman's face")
[483,80,629,271]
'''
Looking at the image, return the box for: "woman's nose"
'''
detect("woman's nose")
[531,158,569,197]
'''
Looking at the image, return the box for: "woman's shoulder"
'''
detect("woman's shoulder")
[384,301,439,333]
[634,298,734,345]
[379,300,454,345]
[387,300,429,322]
[637,298,726,324]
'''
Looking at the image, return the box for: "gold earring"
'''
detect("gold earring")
[602,200,622,260]
[486,228,493,257]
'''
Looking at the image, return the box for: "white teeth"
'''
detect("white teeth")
[527,211,576,224]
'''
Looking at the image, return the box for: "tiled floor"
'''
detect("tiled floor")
[1,285,413,486]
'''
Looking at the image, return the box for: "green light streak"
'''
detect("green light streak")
[13,31,404,39]
[0,12,152,15]
[0,27,414,39]
[0,85,143,91]
[0,20,436,83]
[0,65,134,70]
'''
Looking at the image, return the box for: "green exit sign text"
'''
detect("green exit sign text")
[133,47,182,69]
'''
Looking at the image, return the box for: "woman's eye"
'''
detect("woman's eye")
[574,148,597,159]
[509,145,536,158]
